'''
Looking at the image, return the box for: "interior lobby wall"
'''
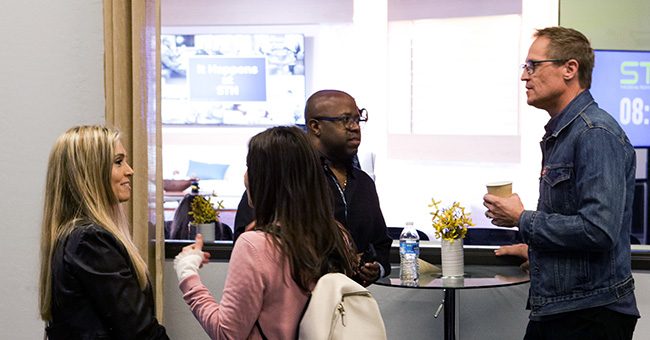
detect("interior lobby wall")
[0,1,105,339]
[162,262,650,339]
[560,0,650,50]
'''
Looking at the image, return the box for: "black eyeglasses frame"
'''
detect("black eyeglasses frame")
[312,108,368,127]
[521,59,567,75]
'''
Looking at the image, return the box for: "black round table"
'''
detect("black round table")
[374,264,529,340]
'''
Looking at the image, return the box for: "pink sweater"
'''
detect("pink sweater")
[179,231,309,339]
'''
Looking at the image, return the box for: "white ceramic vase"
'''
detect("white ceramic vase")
[441,239,464,277]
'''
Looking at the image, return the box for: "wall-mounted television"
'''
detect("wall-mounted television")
[161,33,305,126]
[591,49,650,148]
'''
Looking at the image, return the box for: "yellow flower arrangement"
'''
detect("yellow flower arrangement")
[429,198,474,243]
[189,194,224,224]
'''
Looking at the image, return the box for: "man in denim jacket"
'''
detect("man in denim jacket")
[484,27,639,339]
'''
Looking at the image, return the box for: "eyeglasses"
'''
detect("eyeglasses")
[312,108,368,128]
[521,59,567,75]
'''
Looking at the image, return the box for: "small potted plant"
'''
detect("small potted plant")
[188,193,224,242]
[429,198,474,277]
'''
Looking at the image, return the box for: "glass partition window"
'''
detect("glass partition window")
[160,6,535,246]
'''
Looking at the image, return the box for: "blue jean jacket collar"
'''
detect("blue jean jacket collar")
[548,90,595,140]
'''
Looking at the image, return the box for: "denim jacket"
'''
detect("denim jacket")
[518,90,636,317]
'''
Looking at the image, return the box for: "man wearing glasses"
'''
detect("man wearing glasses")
[234,90,392,286]
[484,27,639,339]
[305,90,391,285]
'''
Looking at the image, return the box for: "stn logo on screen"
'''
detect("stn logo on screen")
[620,61,650,85]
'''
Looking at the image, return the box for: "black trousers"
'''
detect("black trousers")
[524,307,637,340]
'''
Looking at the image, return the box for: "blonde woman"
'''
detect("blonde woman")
[39,125,168,339]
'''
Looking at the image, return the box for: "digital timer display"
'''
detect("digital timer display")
[591,50,650,147]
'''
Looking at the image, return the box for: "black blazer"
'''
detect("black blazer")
[47,223,168,340]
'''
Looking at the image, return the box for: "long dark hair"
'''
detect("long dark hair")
[247,126,357,291]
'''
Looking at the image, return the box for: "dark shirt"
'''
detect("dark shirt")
[234,156,393,277]
[48,223,168,340]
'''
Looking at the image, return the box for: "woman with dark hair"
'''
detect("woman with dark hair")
[174,126,358,339]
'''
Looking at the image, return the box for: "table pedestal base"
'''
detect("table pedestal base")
[443,289,456,340]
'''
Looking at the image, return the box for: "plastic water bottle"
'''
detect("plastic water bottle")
[400,221,420,286]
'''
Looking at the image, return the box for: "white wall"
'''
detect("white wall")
[0,1,104,338]
[560,0,650,50]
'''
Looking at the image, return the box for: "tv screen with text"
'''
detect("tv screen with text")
[591,49,650,148]
[161,33,305,126]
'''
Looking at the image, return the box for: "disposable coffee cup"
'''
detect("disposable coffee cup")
[486,181,512,198]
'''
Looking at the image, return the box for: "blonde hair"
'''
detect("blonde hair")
[38,125,148,321]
